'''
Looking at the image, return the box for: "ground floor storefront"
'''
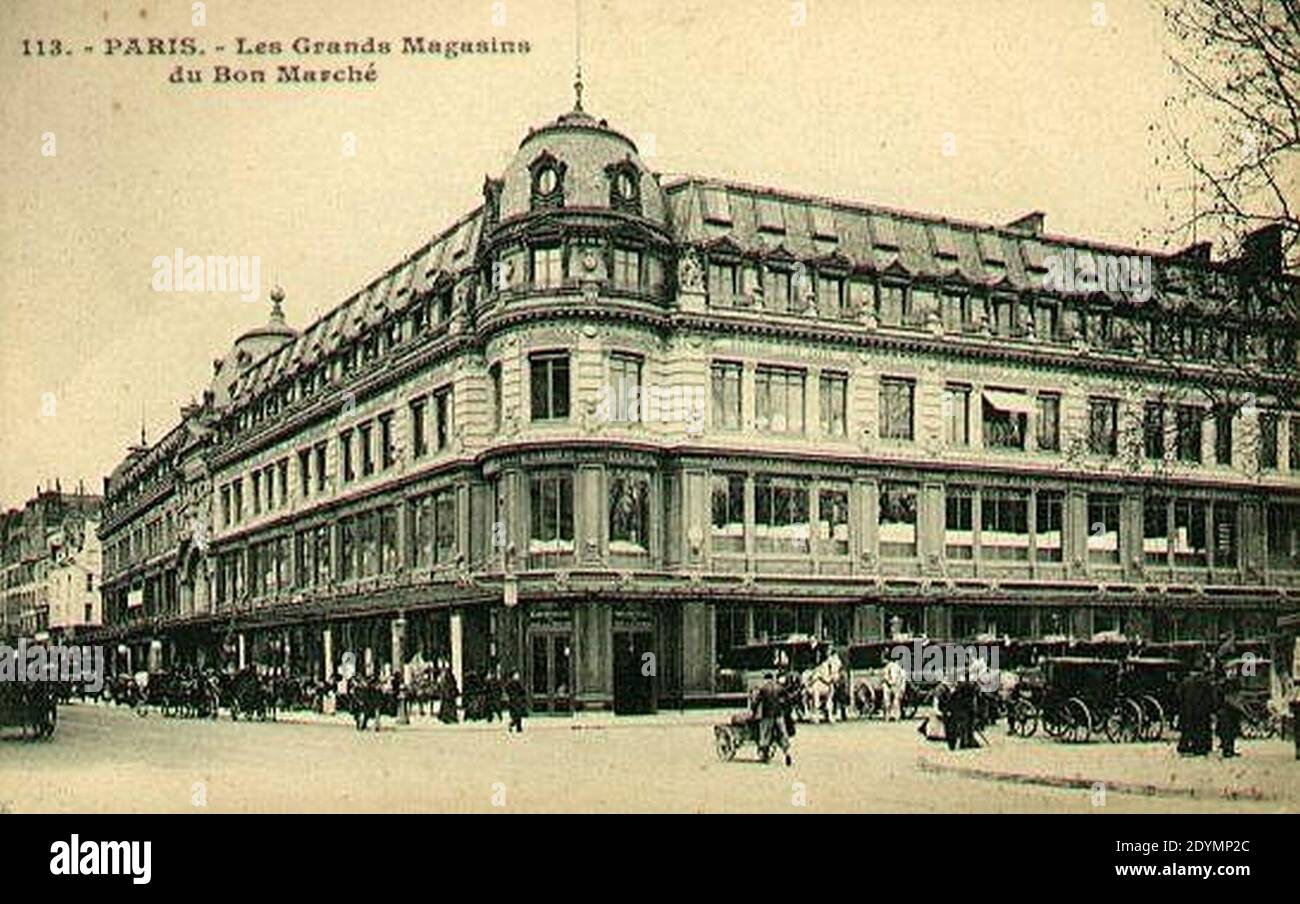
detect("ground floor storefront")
[90,586,1293,712]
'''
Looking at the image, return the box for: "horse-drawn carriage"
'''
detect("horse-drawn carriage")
[1031,657,1139,743]
[1117,657,1186,741]
[1223,656,1280,739]
[846,639,927,720]
[0,679,57,739]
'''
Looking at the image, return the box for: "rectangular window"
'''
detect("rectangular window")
[339,517,355,580]
[1213,502,1237,568]
[1291,415,1300,471]
[359,422,374,477]
[489,363,502,434]
[608,472,651,554]
[379,413,395,469]
[607,353,643,424]
[817,276,843,318]
[711,361,742,430]
[530,352,570,421]
[945,385,970,446]
[820,372,847,437]
[314,443,327,493]
[298,449,311,499]
[1214,406,1233,465]
[879,283,906,326]
[1173,499,1207,567]
[708,262,739,305]
[941,293,967,333]
[357,509,378,577]
[1036,393,1061,452]
[1087,494,1121,564]
[1144,402,1166,460]
[766,269,793,314]
[982,390,1029,450]
[295,530,314,588]
[1266,502,1300,570]
[379,505,399,574]
[755,365,806,434]
[532,246,563,288]
[1143,496,1169,566]
[754,475,811,554]
[1259,413,1279,470]
[1175,405,1203,463]
[410,494,433,569]
[434,386,454,450]
[945,487,974,560]
[232,478,243,523]
[1035,302,1059,342]
[1088,398,1119,456]
[1035,491,1064,562]
[340,429,355,482]
[529,473,574,553]
[711,473,745,553]
[277,460,288,507]
[410,397,428,459]
[878,483,918,558]
[220,486,231,528]
[252,471,263,515]
[434,489,456,564]
[612,247,641,290]
[879,377,915,441]
[981,488,1030,560]
[817,485,850,556]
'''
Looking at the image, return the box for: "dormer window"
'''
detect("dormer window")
[606,160,642,214]
[529,151,566,210]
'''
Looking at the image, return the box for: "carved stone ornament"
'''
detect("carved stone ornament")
[677,251,704,292]
[554,570,571,592]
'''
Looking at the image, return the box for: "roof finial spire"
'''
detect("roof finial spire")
[573,0,584,112]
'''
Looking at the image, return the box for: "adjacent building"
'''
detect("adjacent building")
[94,100,1300,711]
[0,486,103,642]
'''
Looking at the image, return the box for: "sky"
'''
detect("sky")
[0,0,1199,511]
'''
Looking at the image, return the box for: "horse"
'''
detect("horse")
[801,652,843,723]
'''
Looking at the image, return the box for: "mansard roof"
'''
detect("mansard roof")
[226,207,484,407]
[662,177,1296,309]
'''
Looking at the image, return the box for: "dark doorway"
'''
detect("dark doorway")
[528,631,573,713]
[613,630,656,715]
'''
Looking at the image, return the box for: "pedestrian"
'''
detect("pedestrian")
[504,670,527,733]
[1289,685,1300,761]
[483,666,503,723]
[882,655,907,722]
[752,672,792,766]
[438,664,460,724]
[1177,667,1214,756]
[1216,674,1245,759]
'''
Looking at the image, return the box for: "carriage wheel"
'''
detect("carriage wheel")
[1104,698,1143,743]
[1011,700,1039,738]
[1064,698,1092,743]
[1042,702,1067,739]
[1137,696,1165,741]
[714,727,737,762]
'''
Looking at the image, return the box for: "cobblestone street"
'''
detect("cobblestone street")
[1,703,1293,813]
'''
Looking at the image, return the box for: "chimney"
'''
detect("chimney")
[1006,211,1046,236]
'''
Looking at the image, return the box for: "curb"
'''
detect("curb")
[916,757,1274,802]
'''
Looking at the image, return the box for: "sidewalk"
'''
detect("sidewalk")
[269,705,735,733]
[917,732,1299,805]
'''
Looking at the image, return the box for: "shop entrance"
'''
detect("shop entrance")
[613,630,656,715]
[529,631,573,713]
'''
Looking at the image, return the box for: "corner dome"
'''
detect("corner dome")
[210,287,298,408]
[495,106,668,226]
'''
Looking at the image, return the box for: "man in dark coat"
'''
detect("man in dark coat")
[483,666,503,723]
[752,673,792,766]
[437,665,460,724]
[1216,675,1246,758]
[1177,668,1215,755]
[504,670,527,733]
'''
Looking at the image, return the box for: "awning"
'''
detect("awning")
[982,389,1034,415]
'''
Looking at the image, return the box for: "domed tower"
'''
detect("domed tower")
[480,90,674,306]
[209,286,299,409]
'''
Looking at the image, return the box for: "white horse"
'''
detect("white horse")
[802,651,844,723]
